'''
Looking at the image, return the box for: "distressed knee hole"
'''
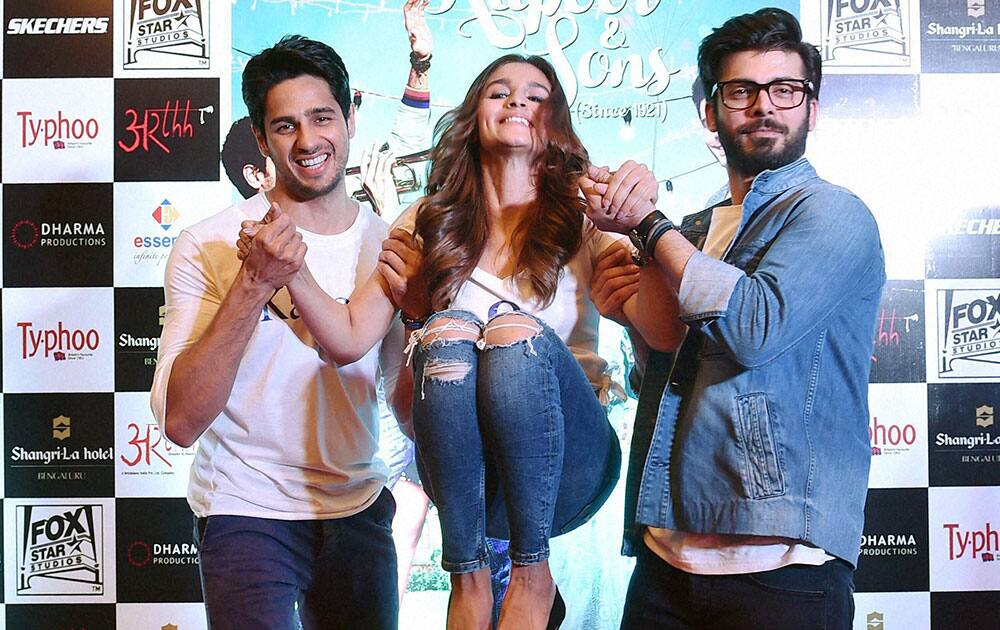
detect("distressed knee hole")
[482,313,542,347]
[419,317,481,347]
[423,359,473,383]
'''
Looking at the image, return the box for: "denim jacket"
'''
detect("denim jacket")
[625,158,885,567]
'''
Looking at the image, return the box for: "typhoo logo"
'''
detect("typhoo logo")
[943,522,1000,563]
[869,415,917,456]
[18,321,101,361]
[125,0,210,69]
[17,504,104,595]
[822,0,910,64]
[18,111,100,149]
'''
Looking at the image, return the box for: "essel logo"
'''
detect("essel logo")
[6,17,109,35]
[943,521,999,562]
[132,200,180,265]
[18,321,101,360]
[18,111,100,148]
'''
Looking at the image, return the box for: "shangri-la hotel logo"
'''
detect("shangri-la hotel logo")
[52,415,71,441]
[867,611,884,630]
[977,405,995,428]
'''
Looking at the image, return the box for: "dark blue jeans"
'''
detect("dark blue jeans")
[411,309,621,573]
[193,488,398,630]
[621,540,855,629]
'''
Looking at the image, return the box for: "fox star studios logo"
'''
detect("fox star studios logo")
[937,288,1000,378]
[17,504,104,595]
[821,0,911,65]
[125,0,210,69]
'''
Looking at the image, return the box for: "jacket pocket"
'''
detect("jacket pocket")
[732,393,786,499]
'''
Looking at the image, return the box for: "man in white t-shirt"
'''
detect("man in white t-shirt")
[150,36,411,630]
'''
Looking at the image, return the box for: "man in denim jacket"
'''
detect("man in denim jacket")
[584,8,885,629]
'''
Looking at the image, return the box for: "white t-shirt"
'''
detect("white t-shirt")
[644,203,835,574]
[393,203,621,392]
[151,193,407,520]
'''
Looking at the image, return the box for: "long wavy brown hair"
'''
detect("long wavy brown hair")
[415,55,590,311]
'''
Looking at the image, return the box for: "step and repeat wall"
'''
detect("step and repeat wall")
[0,1,998,629]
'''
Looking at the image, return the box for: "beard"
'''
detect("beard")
[271,155,346,202]
[717,116,808,177]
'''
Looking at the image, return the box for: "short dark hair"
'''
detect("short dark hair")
[220,117,264,199]
[691,76,706,110]
[241,35,351,133]
[697,8,821,103]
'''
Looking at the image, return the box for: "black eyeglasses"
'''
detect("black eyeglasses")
[712,79,813,111]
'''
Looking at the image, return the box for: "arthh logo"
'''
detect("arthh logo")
[126,538,198,568]
[53,415,71,440]
[6,17,109,35]
[18,321,101,361]
[969,0,985,19]
[125,0,210,69]
[120,422,194,474]
[867,611,884,630]
[943,522,1000,563]
[861,531,919,557]
[937,289,1000,378]
[869,415,917,456]
[978,405,995,428]
[118,100,214,154]
[822,0,910,64]
[133,200,180,266]
[9,220,107,250]
[18,111,100,149]
[17,504,104,595]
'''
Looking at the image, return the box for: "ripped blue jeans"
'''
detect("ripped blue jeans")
[410,309,620,573]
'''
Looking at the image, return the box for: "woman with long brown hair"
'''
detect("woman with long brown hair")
[239,53,679,629]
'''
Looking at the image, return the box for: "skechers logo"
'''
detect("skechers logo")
[7,17,109,35]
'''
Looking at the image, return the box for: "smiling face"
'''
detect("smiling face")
[253,74,355,202]
[476,62,552,158]
[706,49,817,178]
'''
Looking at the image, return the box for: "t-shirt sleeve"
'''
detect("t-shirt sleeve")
[149,229,225,434]
[388,199,424,235]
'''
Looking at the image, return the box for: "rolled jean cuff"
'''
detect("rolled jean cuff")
[508,547,550,567]
[442,548,491,574]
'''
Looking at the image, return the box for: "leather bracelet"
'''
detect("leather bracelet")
[644,219,674,258]
[629,210,675,260]
[400,311,427,330]
[409,52,431,74]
